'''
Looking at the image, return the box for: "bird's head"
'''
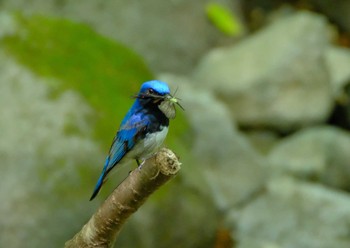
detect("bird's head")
[135,80,183,119]
[139,80,171,98]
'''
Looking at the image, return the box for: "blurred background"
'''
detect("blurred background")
[1,0,350,247]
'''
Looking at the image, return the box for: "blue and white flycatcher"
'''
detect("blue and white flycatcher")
[90,80,182,200]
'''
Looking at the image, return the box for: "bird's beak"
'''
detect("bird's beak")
[164,94,172,100]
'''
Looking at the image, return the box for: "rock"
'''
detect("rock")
[229,177,350,248]
[0,53,102,248]
[193,12,332,131]
[160,73,266,209]
[325,46,350,97]
[268,126,350,190]
[0,0,241,74]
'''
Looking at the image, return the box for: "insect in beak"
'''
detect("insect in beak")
[164,94,184,111]
[158,89,184,119]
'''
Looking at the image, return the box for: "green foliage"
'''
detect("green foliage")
[2,14,190,152]
[206,2,242,36]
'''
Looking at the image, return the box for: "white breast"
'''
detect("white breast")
[126,126,169,161]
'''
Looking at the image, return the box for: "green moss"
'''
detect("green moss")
[2,13,191,153]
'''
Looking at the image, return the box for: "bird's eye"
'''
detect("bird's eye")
[148,88,155,94]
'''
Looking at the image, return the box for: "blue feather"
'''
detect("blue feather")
[89,156,109,201]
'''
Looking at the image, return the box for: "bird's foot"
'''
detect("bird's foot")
[137,160,145,170]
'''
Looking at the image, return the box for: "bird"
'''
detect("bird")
[89,80,180,201]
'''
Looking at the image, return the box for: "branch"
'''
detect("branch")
[65,148,181,248]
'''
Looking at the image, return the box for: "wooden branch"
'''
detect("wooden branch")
[65,148,181,248]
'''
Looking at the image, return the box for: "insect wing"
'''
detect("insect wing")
[159,100,176,119]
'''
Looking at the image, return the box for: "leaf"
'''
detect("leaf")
[206,2,242,36]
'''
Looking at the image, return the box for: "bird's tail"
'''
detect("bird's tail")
[89,158,109,201]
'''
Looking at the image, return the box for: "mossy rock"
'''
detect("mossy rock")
[1,13,190,152]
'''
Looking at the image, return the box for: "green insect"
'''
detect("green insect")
[158,90,184,119]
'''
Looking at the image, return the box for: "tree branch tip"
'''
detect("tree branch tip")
[156,148,181,176]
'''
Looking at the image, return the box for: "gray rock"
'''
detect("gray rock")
[230,177,350,248]
[1,0,241,74]
[160,73,266,210]
[268,126,350,190]
[325,46,350,97]
[193,12,332,131]
[0,53,102,248]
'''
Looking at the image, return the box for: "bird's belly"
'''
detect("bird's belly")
[127,126,169,160]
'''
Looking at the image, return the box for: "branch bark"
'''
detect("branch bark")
[65,148,181,248]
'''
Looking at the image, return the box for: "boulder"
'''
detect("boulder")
[193,12,332,131]
[268,126,350,190]
[230,177,350,248]
[325,46,350,97]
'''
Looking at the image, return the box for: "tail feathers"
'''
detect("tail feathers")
[89,157,109,201]
[89,173,105,201]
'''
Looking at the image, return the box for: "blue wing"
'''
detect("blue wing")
[89,113,148,200]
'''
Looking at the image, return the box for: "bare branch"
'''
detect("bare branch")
[65,148,181,248]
